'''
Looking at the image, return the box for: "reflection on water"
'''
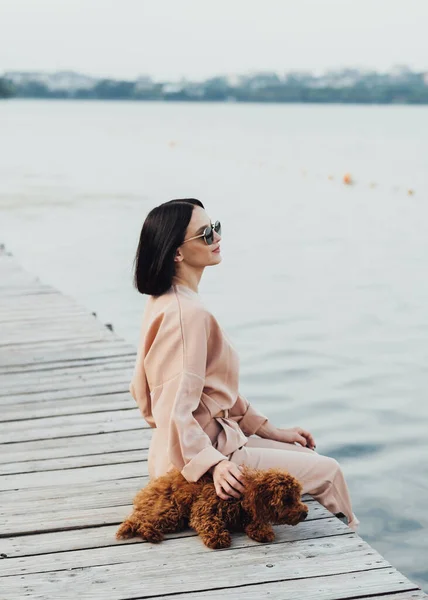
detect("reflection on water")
[1,100,427,590]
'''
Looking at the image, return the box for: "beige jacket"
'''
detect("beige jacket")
[129,283,270,482]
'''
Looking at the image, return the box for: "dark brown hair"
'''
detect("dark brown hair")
[133,198,204,297]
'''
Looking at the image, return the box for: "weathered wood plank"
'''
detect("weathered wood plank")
[0,414,145,445]
[0,523,195,559]
[0,368,133,396]
[0,371,134,394]
[361,593,428,600]
[0,329,120,348]
[0,408,139,436]
[0,535,392,600]
[0,308,90,322]
[1,505,136,536]
[0,459,147,490]
[0,351,134,372]
[154,570,424,600]
[0,328,115,346]
[0,516,349,572]
[0,513,339,559]
[0,354,136,377]
[0,316,103,332]
[0,391,134,421]
[0,428,151,463]
[0,342,132,357]
[1,519,353,576]
[0,474,146,506]
[0,332,125,348]
[1,448,148,475]
[0,381,132,406]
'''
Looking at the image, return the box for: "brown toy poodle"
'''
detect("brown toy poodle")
[116,465,308,549]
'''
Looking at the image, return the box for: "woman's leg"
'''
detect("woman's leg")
[229,436,359,530]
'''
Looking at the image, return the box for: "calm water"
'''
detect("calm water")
[1,99,427,589]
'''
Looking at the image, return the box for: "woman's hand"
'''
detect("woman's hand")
[211,460,246,500]
[273,426,316,450]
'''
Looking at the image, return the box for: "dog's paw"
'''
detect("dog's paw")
[139,524,164,543]
[255,530,275,543]
[202,530,232,549]
[116,520,138,540]
[245,524,275,543]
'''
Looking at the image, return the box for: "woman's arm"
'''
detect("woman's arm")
[229,392,316,448]
[229,390,277,438]
[254,418,282,440]
[143,305,229,482]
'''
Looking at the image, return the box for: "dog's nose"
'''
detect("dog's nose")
[300,508,308,521]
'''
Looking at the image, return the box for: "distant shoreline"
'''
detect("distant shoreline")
[2,67,428,104]
[2,96,428,106]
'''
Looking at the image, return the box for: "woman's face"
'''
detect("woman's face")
[177,206,222,267]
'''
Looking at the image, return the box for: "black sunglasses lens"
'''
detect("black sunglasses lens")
[204,221,221,245]
[205,225,214,244]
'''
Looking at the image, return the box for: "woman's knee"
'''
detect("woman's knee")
[318,455,342,482]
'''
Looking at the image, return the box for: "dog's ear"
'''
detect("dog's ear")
[245,487,272,521]
[242,469,286,518]
[256,471,303,514]
[240,468,268,518]
[274,476,302,506]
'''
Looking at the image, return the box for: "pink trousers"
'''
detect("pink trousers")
[229,436,359,530]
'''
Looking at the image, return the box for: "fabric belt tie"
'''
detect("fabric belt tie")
[213,408,247,456]
[214,409,229,419]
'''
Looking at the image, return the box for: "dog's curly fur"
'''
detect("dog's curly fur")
[116,465,308,549]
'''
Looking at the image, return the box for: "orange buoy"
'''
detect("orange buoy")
[343,173,353,185]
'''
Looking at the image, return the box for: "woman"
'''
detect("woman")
[130,198,359,530]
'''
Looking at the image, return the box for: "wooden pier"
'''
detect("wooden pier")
[0,245,426,599]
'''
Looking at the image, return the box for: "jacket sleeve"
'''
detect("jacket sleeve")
[229,390,270,437]
[148,305,229,483]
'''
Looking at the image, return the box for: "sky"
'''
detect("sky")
[1,0,427,81]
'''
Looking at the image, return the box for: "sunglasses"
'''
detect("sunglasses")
[182,220,221,246]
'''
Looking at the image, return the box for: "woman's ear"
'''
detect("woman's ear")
[174,249,183,263]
